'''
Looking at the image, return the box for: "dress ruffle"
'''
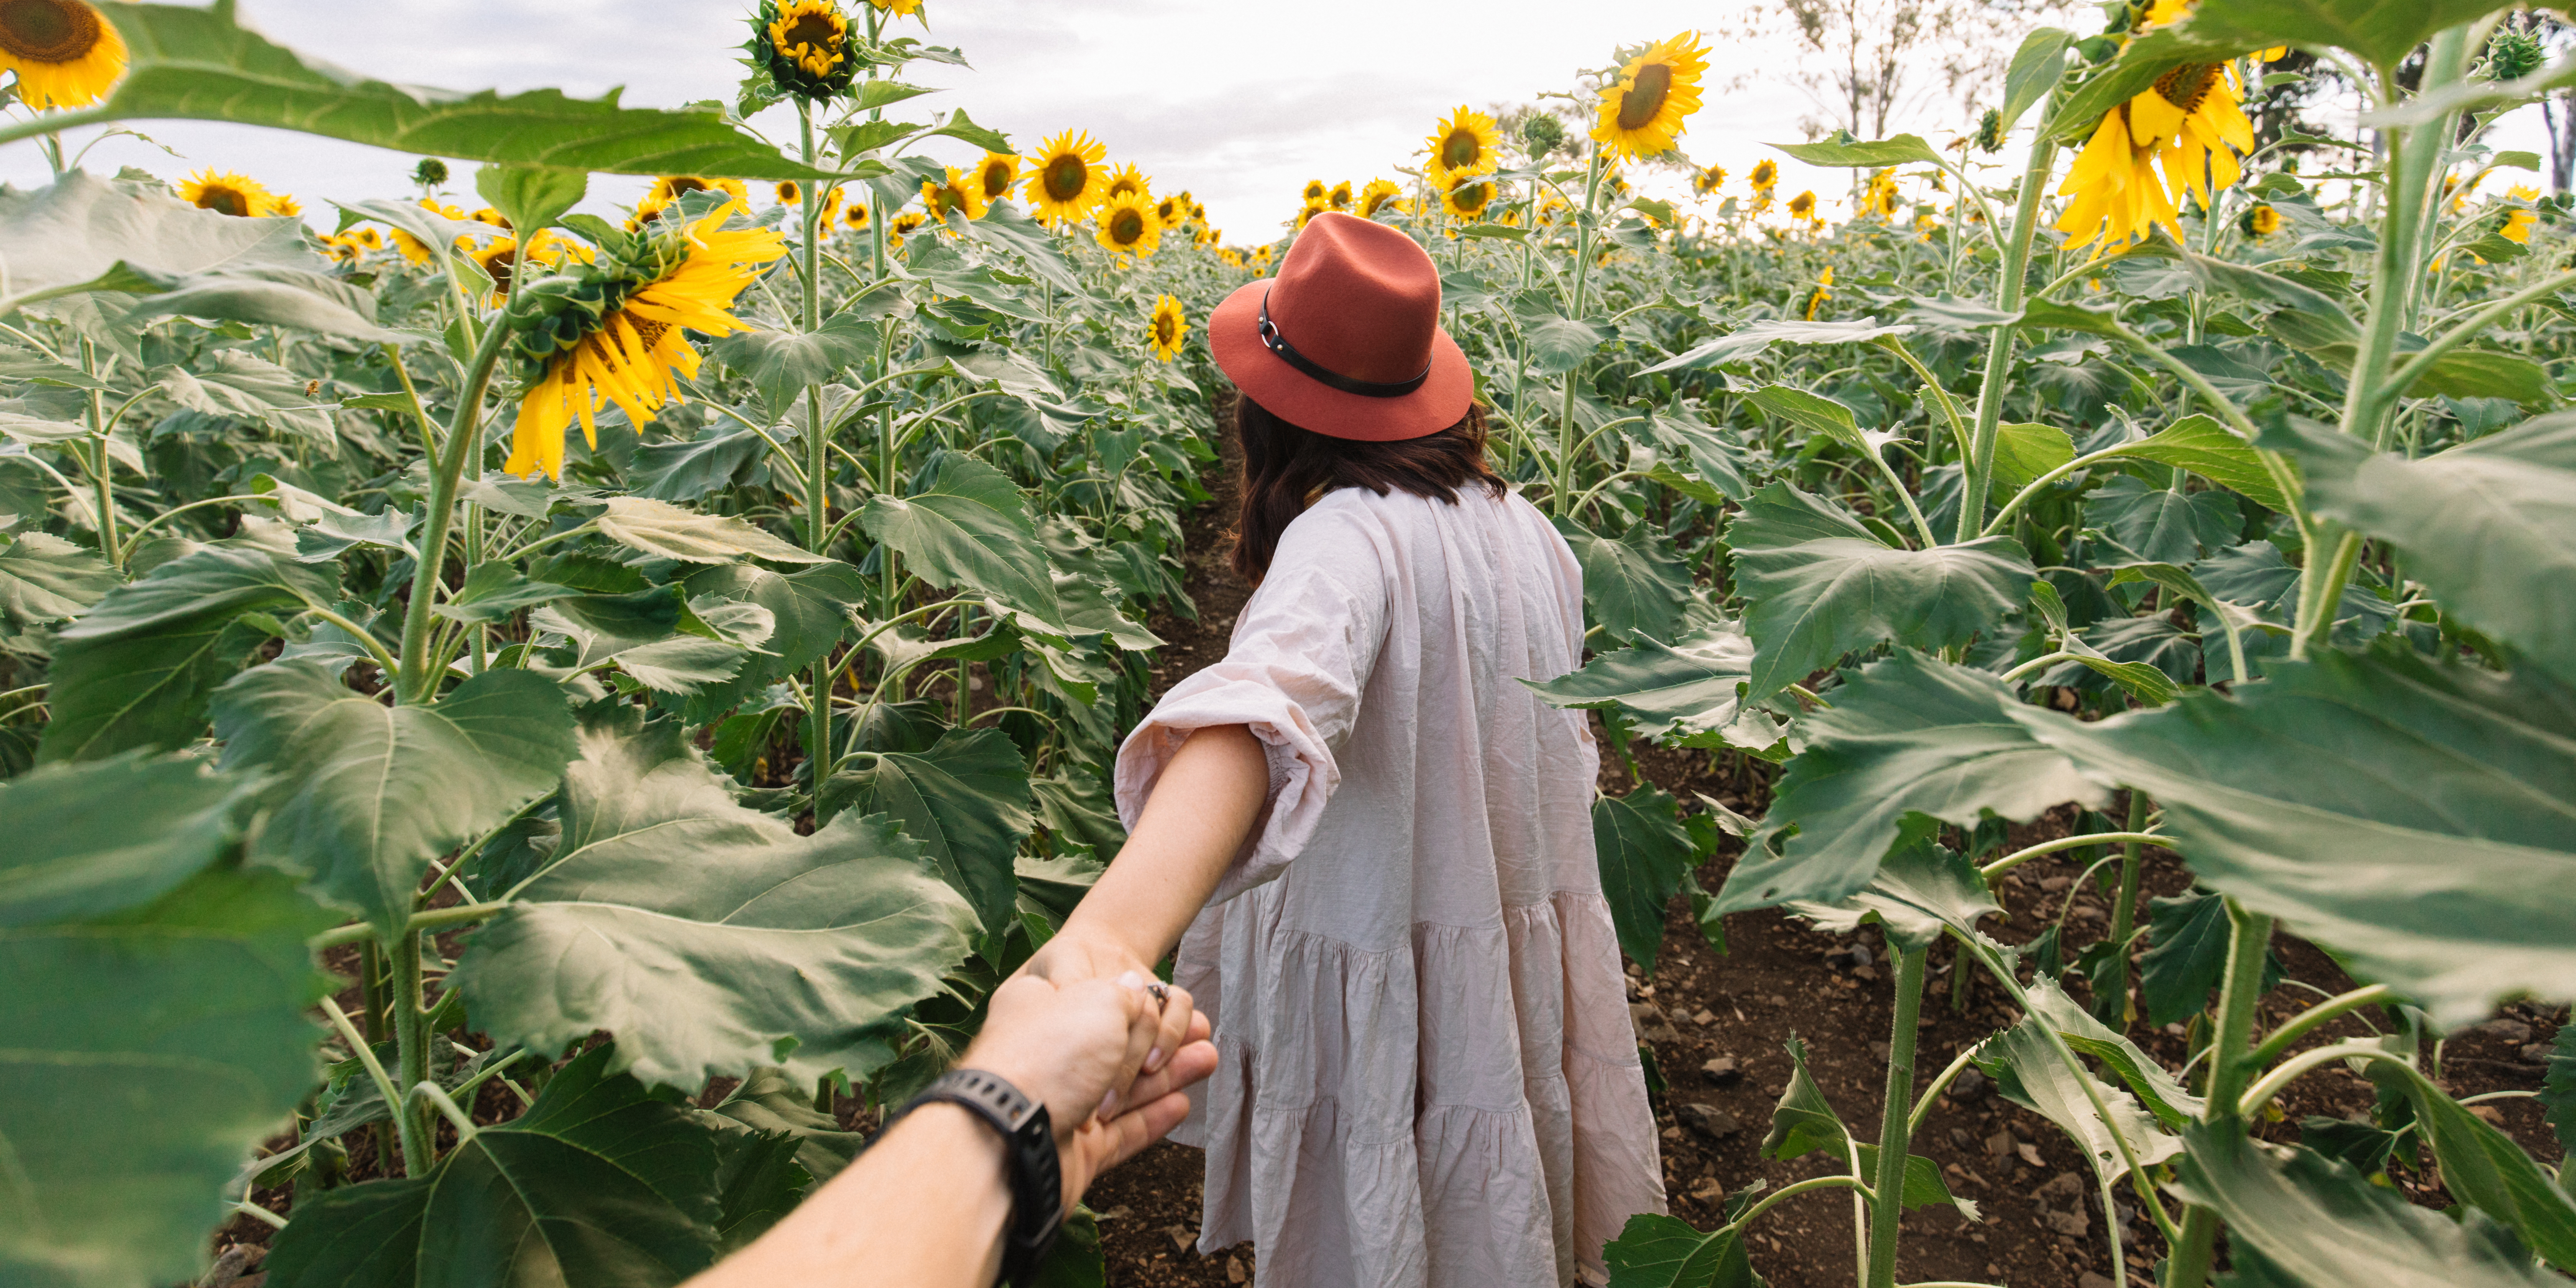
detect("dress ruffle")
[1171,887,1661,1288]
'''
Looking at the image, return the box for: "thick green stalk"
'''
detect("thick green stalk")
[396,319,514,705]
[358,939,395,1174]
[1957,135,2059,544]
[2101,792,2150,1030]
[1552,150,1607,518]
[1865,946,1928,1288]
[78,337,115,563]
[796,99,838,809]
[2159,900,2276,1288]
[389,929,433,1175]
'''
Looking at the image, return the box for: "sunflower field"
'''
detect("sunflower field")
[2,0,2574,1286]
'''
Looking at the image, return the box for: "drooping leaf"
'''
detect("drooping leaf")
[2369,1064,2576,1272]
[450,705,978,1092]
[473,164,587,239]
[859,453,1069,637]
[710,311,879,417]
[430,562,580,626]
[1729,482,2034,700]
[0,761,331,1288]
[38,544,332,763]
[2138,889,2234,1026]
[1768,133,1942,168]
[2011,650,2576,1028]
[2113,414,2289,512]
[1512,292,1615,375]
[2165,1123,2561,1288]
[2290,412,2576,686]
[595,495,831,565]
[1640,319,1916,375]
[1850,1143,1980,1217]
[2000,28,2077,133]
[2087,476,2241,564]
[1723,650,2104,913]
[1990,421,2076,493]
[1526,618,1781,751]
[0,531,117,630]
[1554,515,1692,644]
[2021,978,2205,1130]
[263,1046,724,1288]
[629,422,782,503]
[210,663,577,934]
[1975,1013,2179,1186]
[1600,1212,1758,1288]
[1593,785,1698,974]
[705,1067,868,1187]
[98,3,838,180]
[1783,837,1999,953]
[531,591,752,697]
[1761,1033,1850,1161]
[820,727,1034,938]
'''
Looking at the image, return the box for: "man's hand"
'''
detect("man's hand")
[960,971,1215,1208]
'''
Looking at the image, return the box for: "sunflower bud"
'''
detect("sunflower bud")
[1521,113,1564,158]
[411,158,449,190]
[2487,28,2545,83]
[751,0,858,102]
[1973,108,2004,153]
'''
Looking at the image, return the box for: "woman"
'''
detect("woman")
[1023,211,1662,1287]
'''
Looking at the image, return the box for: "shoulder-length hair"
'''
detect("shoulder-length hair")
[1229,394,1506,582]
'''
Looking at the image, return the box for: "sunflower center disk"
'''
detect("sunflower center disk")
[1045,157,1085,200]
[2154,63,2220,114]
[1618,64,1673,130]
[782,13,839,50]
[200,186,252,217]
[1442,132,1481,171]
[1112,211,1143,242]
[0,0,97,61]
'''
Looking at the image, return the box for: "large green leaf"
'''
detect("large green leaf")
[2088,476,2241,564]
[2165,1124,2562,1288]
[2112,414,2290,513]
[450,705,977,1091]
[1554,516,1692,644]
[1600,1213,1758,1288]
[709,312,879,418]
[0,756,253,927]
[2000,28,2077,132]
[0,532,117,630]
[683,563,861,680]
[2011,649,2576,1027]
[1639,319,1915,374]
[1990,421,2076,492]
[1722,650,2104,914]
[38,545,332,763]
[1525,618,1781,751]
[1768,132,1941,168]
[2292,413,2576,686]
[1783,837,2000,953]
[860,453,1068,636]
[2370,1065,2576,1272]
[2165,0,2511,73]
[595,496,831,565]
[1592,786,1698,974]
[821,727,1034,938]
[263,1046,723,1288]
[1761,1033,1850,1160]
[2137,889,2233,1026]
[211,663,578,934]
[1729,482,2034,700]
[2021,978,2206,1130]
[0,757,330,1288]
[97,3,833,180]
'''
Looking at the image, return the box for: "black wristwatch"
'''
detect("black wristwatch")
[888,1068,1063,1285]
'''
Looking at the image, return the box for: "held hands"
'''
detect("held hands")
[959,968,1214,1211]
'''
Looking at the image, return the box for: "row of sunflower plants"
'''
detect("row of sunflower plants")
[0,1,1252,1284]
[1275,7,2576,1288]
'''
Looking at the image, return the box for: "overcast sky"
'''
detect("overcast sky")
[0,0,2553,237]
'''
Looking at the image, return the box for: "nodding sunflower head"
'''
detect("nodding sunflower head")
[752,0,857,101]
[177,169,281,219]
[1327,181,1354,212]
[0,0,127,110]
[1748,159,1778,191]
[2243,203,2280,237]
[975,152,1019,203]
[1973,108,2004,153]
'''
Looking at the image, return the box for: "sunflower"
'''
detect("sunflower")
[1096,190,1161,257]
[1154,192,1185,228]
[634,176,752,230]
[922,165,988,228]
[1442,172,1498,222]
[1292,204,1323,232]
[1358,177,1402,220]
[1786,189,1817,223]
[842,201,871,233]
[974,151,1018,205]
[273,194,302,219]
[2504,185,2540,243]
[1592,31,1708,160]
[1804,266,1833,320]
[866,0,922,15]
[177,169,280,219]
[1864,169,1901,219]
[318,234,364,264]
[1025,130,1108,226]
[1301,178,1328,207]
[752,0,856,100]
[1692,163,1726,196]
[1749,159,1778,192]
[890,211,928,238]
[1426,105,1500,182]
[0,0,125,110]
[1327,180,1353,212]
[2055,3,2256,252]
[1148,294,1186,361]
[775,180,802,205]
[2243,203,2280,237]
[1216,246,1245,269]
[502,200,783,479]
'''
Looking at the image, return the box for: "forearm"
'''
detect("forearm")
[1062,723,1268,963]
[689,1103,1008,1288]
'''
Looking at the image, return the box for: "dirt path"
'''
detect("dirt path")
[1085,429,2566,1287]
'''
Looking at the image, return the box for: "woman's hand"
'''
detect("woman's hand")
[959,970,1215,1209]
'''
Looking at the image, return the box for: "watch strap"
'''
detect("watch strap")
[901,1068,1063,1285]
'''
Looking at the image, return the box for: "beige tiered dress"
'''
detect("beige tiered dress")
[1114,485,1666,1288]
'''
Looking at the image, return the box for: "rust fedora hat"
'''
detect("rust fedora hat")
[1208,210,1473,441]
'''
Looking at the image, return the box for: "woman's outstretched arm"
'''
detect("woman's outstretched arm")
[1020,723,1267,999]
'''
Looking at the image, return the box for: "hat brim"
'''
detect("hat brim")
[1207,278,1474,442]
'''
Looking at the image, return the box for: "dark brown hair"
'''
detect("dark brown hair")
[1229,395,1505,582]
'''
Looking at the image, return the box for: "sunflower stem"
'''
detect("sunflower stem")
[1864,946,1927,1288]
[1552,149,1607,518]
[396,314,513,705]
[796,97,841,819]
[2159,900,2274,1288]
[1957,129,2058,545]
